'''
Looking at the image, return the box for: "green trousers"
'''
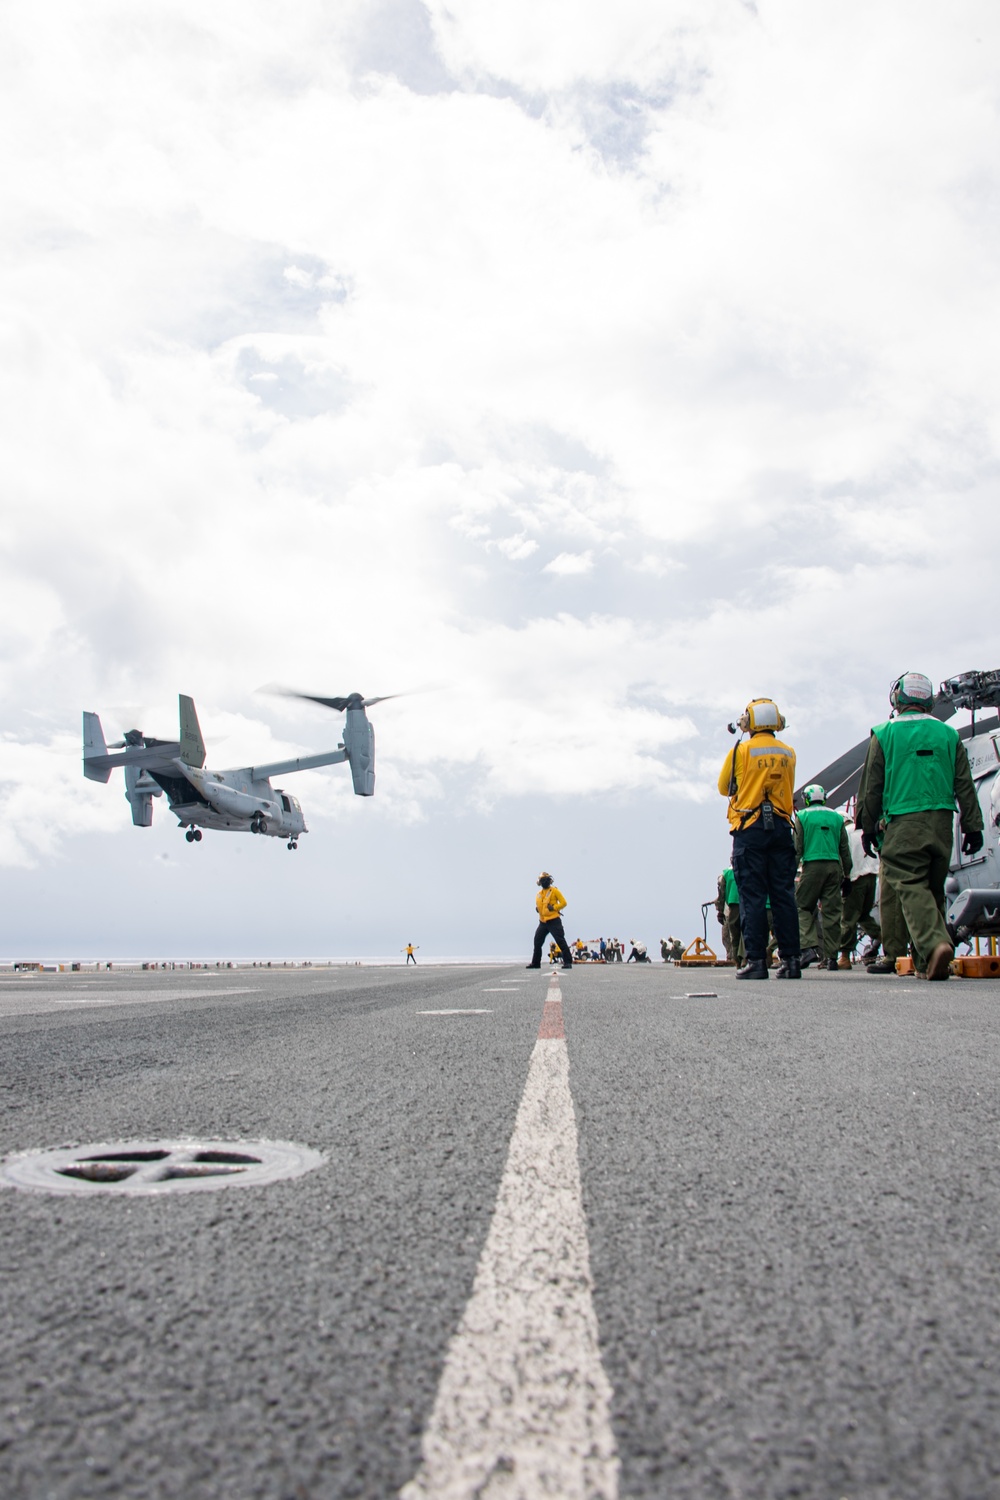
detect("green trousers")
[878,876,911,964]
[879,810,953,971]
[723,904,744,965]
[839,872,881,952]
[796,859,843,959]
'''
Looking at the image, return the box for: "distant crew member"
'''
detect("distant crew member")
[858,672,983,981]
[718,698,801,979]
[838,815,881,967]
[715,865,744,965]
[527,872,573,970]
[794,785,852,970]
[405,943,418,965]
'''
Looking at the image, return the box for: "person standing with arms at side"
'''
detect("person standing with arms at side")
[838,815,881,967]
[526,872,574,970]
[719,864,744,966]
[718,698,801,980]
[794,785,852,970]
[714,870,733,960]
[858,671,983,981]
[866,874,910,975]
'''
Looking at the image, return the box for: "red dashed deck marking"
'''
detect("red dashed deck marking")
[539,990,563,1038]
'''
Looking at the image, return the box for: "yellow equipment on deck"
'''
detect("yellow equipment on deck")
[680,938,718,966]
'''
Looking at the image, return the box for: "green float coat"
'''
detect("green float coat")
[723,867,740,906]
[797,804,846,862]
[872,715,959,818]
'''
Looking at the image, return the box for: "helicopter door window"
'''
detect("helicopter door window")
[280,794,291,812]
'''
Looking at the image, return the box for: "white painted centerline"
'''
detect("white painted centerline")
[401,979,619,1500]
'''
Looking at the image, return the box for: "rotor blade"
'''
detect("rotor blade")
[797,736,870,801]
[260,684,406,712]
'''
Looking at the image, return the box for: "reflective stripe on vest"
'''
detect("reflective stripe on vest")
[872,715,959,818]
[797,804,844,861]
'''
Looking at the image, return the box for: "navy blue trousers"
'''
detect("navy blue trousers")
[531,917,573,967]
[732,819,800,962]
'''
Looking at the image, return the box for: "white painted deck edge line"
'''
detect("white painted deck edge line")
[400,1033,619,1500]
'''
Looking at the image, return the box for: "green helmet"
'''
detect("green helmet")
[802,784,826,805]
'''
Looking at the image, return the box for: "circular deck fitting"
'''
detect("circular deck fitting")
[0,1138,324,1197]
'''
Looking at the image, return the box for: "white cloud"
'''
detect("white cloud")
[0,0,998,886]
[543,551,595,576]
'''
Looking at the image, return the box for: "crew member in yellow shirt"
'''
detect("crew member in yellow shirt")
[526,872,573,970]
[717,698,801,980]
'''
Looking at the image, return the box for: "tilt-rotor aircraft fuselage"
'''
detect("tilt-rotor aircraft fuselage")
[83,693,376,850]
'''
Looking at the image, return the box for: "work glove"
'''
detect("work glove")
[840,878,853,897]
[962,830,984,856]
[861,829,877,858]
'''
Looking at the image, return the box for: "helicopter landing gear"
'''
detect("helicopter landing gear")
[185,828,203,843]
[287,840,298,851]
[250,815,268,835]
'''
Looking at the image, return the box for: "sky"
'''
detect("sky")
[1,0,998,958]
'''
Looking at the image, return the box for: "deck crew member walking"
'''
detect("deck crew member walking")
[526,872,574,970]
[858,671,983,981]
[718,698,802,980]
[794,785,852,970]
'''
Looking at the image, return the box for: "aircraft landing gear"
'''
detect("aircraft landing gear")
[287,840,298,851]
[251,815,268,835]
[185,828,203,843]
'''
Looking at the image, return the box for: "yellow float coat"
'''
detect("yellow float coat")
[536,886,567,921]
[718,733,796,830]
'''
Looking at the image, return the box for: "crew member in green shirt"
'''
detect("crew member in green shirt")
[794,785,852,969]
[858,671,983,981]
[715,865,744,965]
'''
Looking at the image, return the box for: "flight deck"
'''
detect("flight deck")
[2,962,999,1498]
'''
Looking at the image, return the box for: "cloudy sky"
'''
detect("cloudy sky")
[1,0,997,958]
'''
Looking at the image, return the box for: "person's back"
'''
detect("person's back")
[717,698,800,980]
[859,672,983,980]
[793,789,852,969]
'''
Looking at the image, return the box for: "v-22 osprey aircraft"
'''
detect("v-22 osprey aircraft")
[83,690,391,849]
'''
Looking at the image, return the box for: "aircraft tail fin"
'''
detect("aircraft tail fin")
[83,711,112,783]
[179,695,206,768]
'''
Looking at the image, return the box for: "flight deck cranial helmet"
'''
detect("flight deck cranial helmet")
[889,672,934,713]
[537,872,553,888]
[738,698,786,734]
[802,784,826,805]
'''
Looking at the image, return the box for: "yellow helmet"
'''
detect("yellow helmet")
[738,698,786,734]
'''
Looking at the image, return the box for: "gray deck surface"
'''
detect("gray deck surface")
[1,963,999,1498]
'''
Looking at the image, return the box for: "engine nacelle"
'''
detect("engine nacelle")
[124,765,160,827]
[343,706,375,796]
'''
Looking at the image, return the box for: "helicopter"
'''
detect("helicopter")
[82,690,393,850]
[799,669,1000,943]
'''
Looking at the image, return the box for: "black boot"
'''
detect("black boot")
[800,947,820,968]
[775,954,802,979]
[736,958,769,980]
